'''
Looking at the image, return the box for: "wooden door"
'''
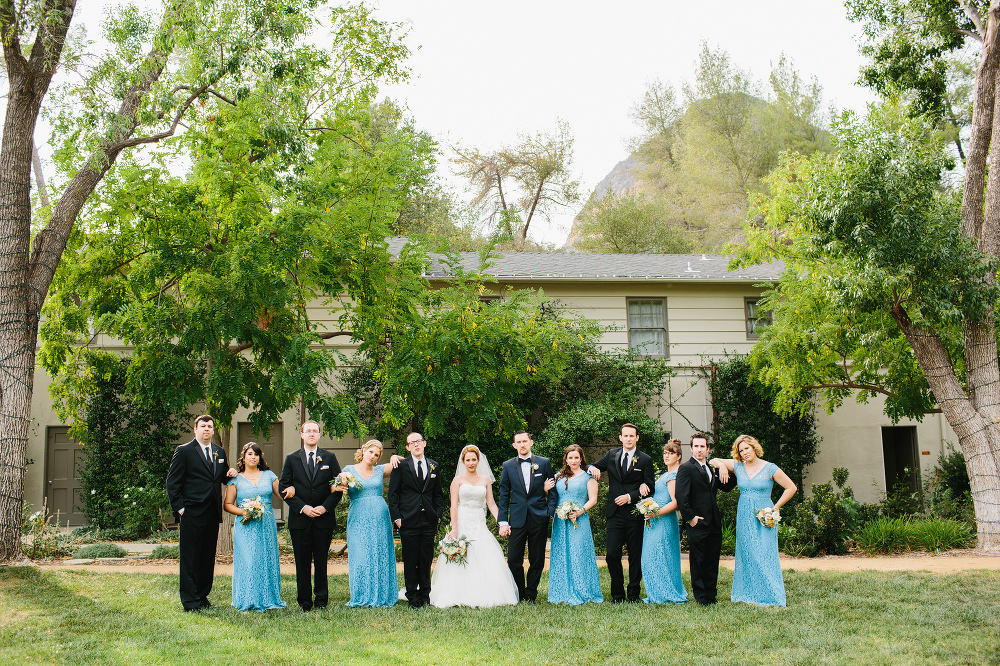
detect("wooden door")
[237,422,283,521]
[45,427,87,526]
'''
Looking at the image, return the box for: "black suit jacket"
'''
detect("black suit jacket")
[387,457,445,528]
[278,447,342,529]
[165,440,230,521]
[497,455,558,528]
[675,457,736,532]
[592,448,656,520]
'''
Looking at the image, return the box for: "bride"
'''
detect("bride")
[429,445,519,608]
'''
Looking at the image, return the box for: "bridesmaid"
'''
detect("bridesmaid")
[333,439,399,607]
[224,442,287,612]
[641,439,688,604]
[545,445,602,605]
[711,434,797,606]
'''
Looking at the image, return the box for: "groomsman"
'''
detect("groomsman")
[588,423,655,602]
[497,431,557,603]
[387,432,445,608]
[166,415,235,611]
[279,421,342,611]
[675,432,736,605]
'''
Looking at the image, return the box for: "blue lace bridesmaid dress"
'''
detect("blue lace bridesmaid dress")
[547,473,603,605]
[344,464,399,607]
[230,470,286,611]
[732,461,786,606]
[641,470,688,604]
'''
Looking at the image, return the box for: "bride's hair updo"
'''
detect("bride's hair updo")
[354,439,383,463]
[460,445,481,469]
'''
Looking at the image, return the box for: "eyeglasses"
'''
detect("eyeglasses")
[408,438,425,444]
[302,429,321,434]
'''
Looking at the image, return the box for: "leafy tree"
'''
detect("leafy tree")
[452,120,580,246]
[574,190,692,254]
[0,0,409,562]
[732,104,1000,550]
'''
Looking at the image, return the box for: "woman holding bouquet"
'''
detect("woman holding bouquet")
[545,445,602,605]
[710,434,797,606]
[640,439,687,603]
[332,439,398,607]
[429,445,518,608]
[224,442,286,612]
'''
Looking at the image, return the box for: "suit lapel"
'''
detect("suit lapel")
[299,447,315,482]
[525,455,535,494]
[423,459,434,489]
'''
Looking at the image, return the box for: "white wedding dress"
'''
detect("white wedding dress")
[429,484,519,608]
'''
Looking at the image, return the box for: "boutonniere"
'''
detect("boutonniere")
[316,455,323,464]
[429,463,436,473]
[531,463,539,472]
[212,450,219,462]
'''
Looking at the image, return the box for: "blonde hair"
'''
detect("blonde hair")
[731,434,764,462]
[354,439,383,463]
[460,445,481,469]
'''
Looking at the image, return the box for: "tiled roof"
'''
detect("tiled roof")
[386,239,782,282]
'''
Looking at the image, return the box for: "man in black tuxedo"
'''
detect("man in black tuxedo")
[588,423,655,602]
[387,432,444,608]
[497,431,557,603]
[675,432,736,605]
[278,420,342,611]
[166,415,235,611]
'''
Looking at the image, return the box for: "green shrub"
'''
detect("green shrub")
[855,517,915,555]
[149,544,180,559]
[720,523,736,556]
[116,484,171,539]
[910,517,974,552]
[21,502,78,559]
[74,543,128,559]
[783,467,858,556]
[880,472,923,518]
[926,446,974,523]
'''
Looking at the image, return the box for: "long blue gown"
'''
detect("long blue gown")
[641,470,688,604]
[344,464,399,607]
[229,471,286,611]
[547,473,603,605]
[732,461,786,606]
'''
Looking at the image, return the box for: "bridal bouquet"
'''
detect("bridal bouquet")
[437,535,472,566]
[756,506,781,529]
[556,501,584,528]
[239,496,265,525]
[332,471,362,490]
[635,498,662,527]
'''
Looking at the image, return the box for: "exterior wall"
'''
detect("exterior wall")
[23,273,954,521]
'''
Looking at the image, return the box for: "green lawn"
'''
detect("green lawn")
[1,567,998,665]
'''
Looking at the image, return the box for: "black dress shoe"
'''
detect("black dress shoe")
[200,600,213,609]
[299,605,312,612]
[627,598,641,603]
[183,606,202,612]
[697,599,717,606]
[314,605,327,610]
[610,598,626,604]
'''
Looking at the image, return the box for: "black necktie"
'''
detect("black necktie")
[703,463,712,483]
[309,451,315,475]
[622,453,630,474]
[203,446,212,469]
[416,460,424,482]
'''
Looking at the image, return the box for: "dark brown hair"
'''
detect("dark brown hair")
[237,442,270,473]
[621,423,638,436]
[690,432,711,446]
[558,445,588,489]
[194,414,215,428]
[663,438,682,460]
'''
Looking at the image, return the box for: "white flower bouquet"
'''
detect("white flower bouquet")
[756,506,781,528]
[437,534,472,566]
[239,496,265,525]
[635,498,662,527]
[332,471,362,490]
[556,500,585,528]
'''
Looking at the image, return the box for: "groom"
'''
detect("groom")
[387,432,444,608]
[675,432,736,605]
[497,431,557,603]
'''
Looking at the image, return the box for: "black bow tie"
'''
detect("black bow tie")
[519,458,532,464]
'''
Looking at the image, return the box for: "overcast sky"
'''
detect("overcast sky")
[62,1,876,247]
[370,0,877,246]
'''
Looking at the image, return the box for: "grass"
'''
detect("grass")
[855,517,975,555]
[1,567,999,665]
